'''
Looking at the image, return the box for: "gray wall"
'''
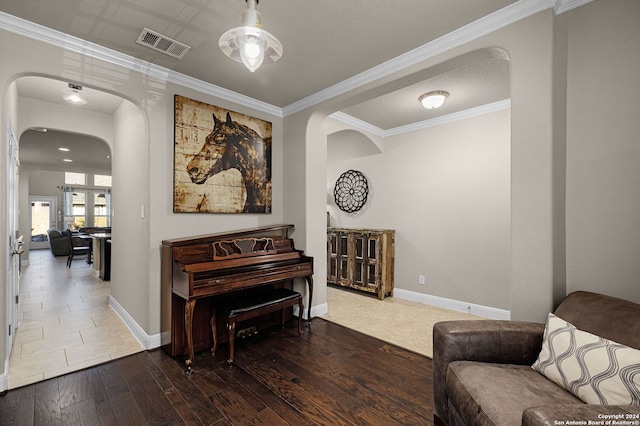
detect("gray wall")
[566,0,640,302]
[326,109,511,311]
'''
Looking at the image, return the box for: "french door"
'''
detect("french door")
[29,196,57,249]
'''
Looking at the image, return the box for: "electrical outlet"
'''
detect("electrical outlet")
[418,275,425,285]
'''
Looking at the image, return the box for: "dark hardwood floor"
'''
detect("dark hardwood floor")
[0,318,435,425]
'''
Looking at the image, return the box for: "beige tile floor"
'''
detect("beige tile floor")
[321,285,487,358]
[8,248,144,389]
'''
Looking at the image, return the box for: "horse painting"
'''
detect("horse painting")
[185,111,272,213]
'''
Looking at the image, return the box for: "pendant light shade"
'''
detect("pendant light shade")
[219,0,283,72]
[419,91,449,109]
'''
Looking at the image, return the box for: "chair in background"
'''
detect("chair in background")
[47,229,70,256]
[66,232,91,267]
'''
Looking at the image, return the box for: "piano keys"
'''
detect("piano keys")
[160,224,314,372]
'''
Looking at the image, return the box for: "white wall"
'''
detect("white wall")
[291,10,562,322]
[327,109,511,310]
[110,100,150,333]
[2,0,640,382]
[0,26,285,372]
[566,0,640,302]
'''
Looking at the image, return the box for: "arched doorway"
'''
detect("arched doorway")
[6,75,144,389]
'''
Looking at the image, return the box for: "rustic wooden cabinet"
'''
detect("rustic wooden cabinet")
[327,228,395,300]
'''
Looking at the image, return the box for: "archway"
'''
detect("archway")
[5,75,146,389]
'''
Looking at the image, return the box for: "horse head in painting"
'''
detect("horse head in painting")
[187,112,271,213]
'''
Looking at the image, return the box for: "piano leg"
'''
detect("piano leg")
[297,298,304,336]
[184,299,196,375]
[305,275,314,327]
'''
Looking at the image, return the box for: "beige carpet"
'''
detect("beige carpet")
[320,286,486,358]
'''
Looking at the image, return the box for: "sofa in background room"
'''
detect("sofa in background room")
[46,228,69,256]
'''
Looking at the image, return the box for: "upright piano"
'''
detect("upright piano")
[161,224,313,371]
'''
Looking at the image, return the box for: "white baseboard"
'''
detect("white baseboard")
[294,302,328,319]
[109,295,162,350]
[0,359,8,393]
[393,289,511,320]
[311,302,328,318]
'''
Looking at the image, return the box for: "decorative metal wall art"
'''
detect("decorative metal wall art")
[174,95,272,213]
[333,170,369,213]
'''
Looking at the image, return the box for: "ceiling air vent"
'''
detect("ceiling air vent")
[136,28,191,59]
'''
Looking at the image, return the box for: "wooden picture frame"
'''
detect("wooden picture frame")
[173,95,272,213]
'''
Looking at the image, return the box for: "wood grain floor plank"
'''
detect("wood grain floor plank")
[0,389,20,425]
[153,350,226,425]
[216,363,312,426]
[58,370,92,410]
[2,318,436,425]
[34,379,62,425]
[85,366,118,426]
[115,354,184,424]
[237,354,368,426]
[60,399,100,426]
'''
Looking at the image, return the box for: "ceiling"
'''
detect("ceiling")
[3,0,531,169]
[20,127,112,172]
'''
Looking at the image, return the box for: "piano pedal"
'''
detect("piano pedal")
[237,326,258,339]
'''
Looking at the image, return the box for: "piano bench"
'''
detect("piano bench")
[211,287,304,364]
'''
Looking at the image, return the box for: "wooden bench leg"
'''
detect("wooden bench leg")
[227,321,236,365]
[210,309,217,356]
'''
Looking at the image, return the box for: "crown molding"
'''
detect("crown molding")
[330,99,511,138]
[0,12,283,118]
[328,112,386,138]
[554,0,594,13]
[0,0,590,121]
[283,0,557,116]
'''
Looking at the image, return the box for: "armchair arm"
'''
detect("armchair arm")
[523,405,640,426]
[432,320,545,424]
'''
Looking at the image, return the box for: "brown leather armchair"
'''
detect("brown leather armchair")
[433,291,640,426]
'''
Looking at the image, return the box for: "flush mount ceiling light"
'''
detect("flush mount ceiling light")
[219,0,283,72]
[64,83,87,105]
[419,91,449,109]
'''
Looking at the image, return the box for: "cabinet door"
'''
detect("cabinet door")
[366,234,381,290]
[352,233,380,291]
[327,231,339,284]
[352,233,367,287]
[338,232,351,286]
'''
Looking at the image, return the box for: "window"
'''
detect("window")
[94,174,112,187]
[62,174,112,230]
[65,191,86,230]
[94,193,109,227]
[65,172,86,185]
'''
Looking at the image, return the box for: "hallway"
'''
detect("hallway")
[8,249,143,389]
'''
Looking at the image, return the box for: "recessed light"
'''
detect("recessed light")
[58,147,70,152]
[63,159,73,162]
[64,83,87,105]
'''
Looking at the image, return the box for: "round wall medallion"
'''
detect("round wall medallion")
[334,170,369,213]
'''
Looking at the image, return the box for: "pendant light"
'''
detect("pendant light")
[219,0,283,72]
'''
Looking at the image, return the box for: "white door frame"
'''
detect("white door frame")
[5,123,20,374]
[28,195,57,250]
